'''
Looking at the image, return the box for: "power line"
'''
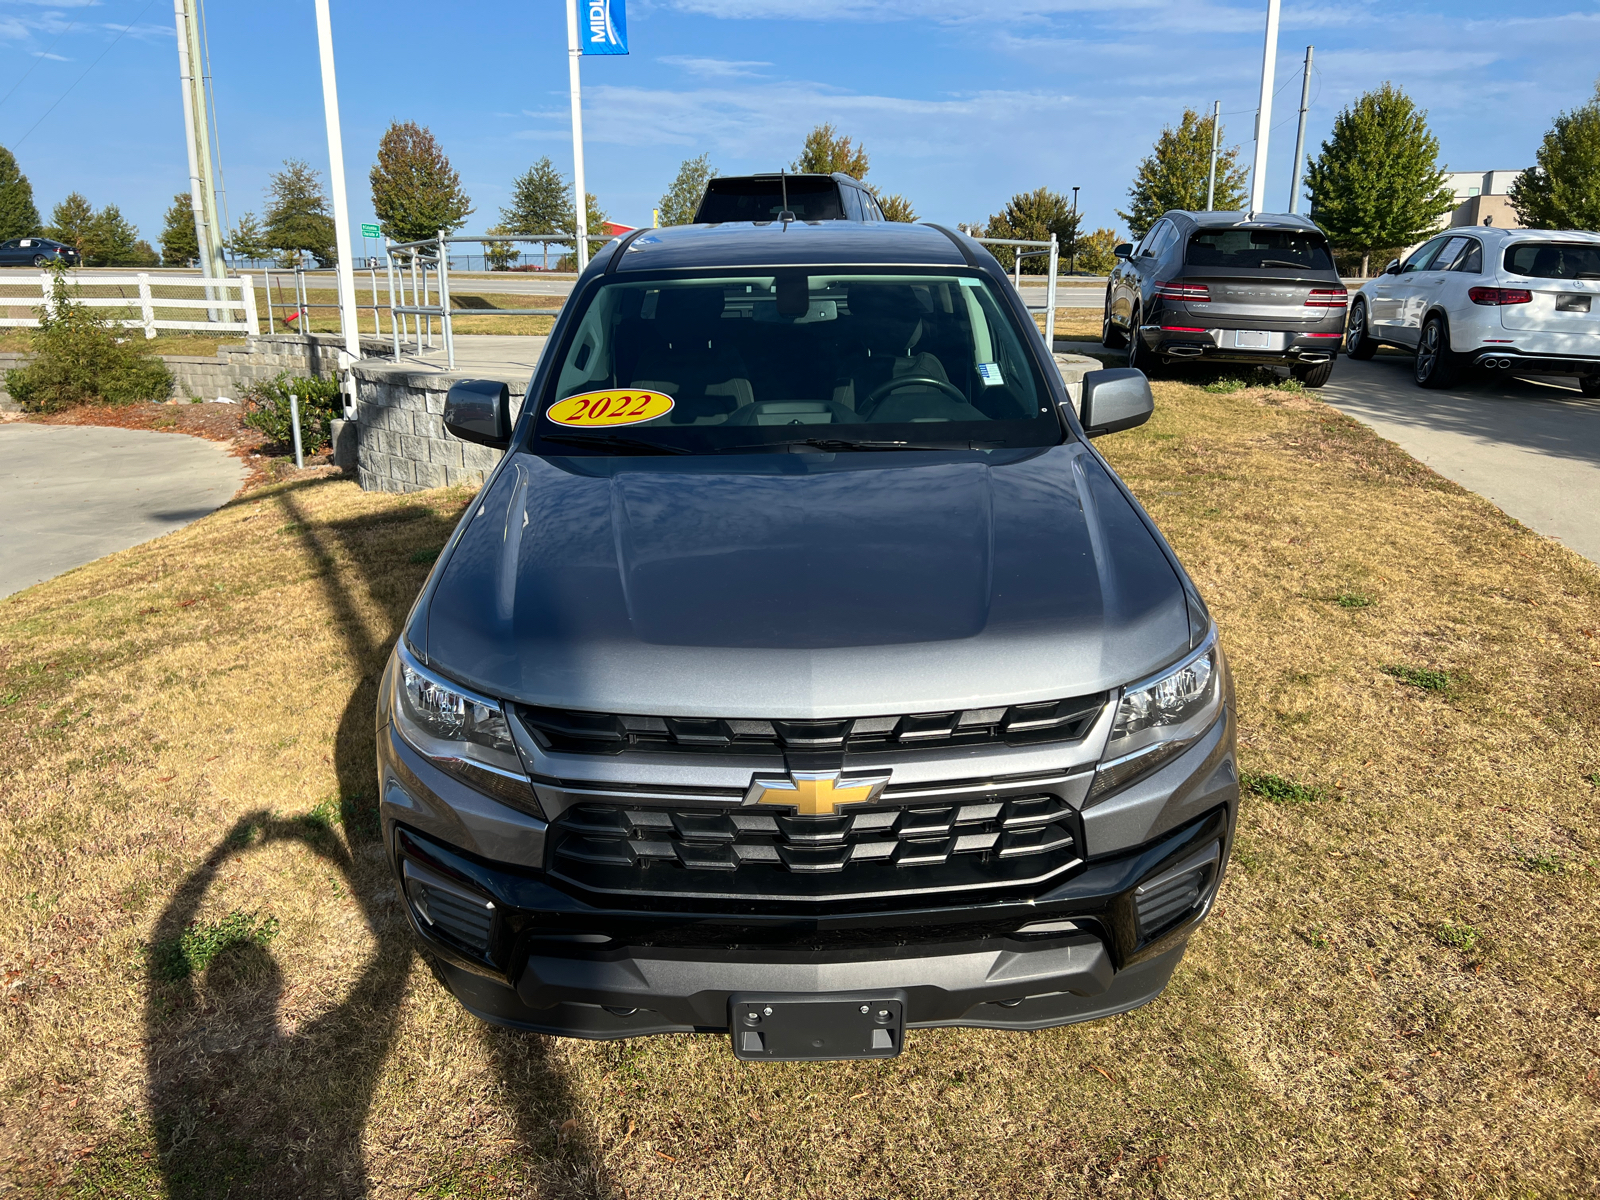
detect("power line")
[0,19,78,115]
[11,0,161,149]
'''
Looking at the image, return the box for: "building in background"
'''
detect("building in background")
[1442,170,1526,229]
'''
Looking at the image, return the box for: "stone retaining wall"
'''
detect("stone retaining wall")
[351,360,527,493]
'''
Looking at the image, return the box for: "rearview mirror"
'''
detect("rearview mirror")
[444,379,512,448]
[1113,243,1134,260]
[1079,368,1154,438]
[1383,258,1401,276]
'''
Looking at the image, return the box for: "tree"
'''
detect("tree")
[483,223,520,271]
[501,157,569,235]
[160,194,198,266]
[657,154,716,225]
[369,120,473,244]
[0,144,41,240]
[44,192,95,255]
[1305,83,1455,278]
[874,191,916,222]
[556,193,610,269]
[226,212,268,263]
[1119,109,1246,239]
[1510,82,1600,231]
[86,207,156,266]
[1074,228,1122,276]
[981,187,1082,273]
[264,160,337,267]
[791,123,869,179]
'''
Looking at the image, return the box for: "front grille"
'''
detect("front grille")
[548,793,1083,901]
[518,695,1106,758]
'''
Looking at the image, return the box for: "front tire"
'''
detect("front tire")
[1101,291,1127,349]
[1293,361,1335,389]
[1414,316,1457,389]
[1345,299,1378,360]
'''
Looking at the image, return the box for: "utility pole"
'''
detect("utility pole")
[565,0,590,272]
[1288,45,1313,214]
[1206,100,1221,211]
[1071,186,1080,273]
[173,0,225,301]
[314,0,362,411]
[1249,0,1282,215]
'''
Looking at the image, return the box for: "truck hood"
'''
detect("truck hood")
[422,446,1189,718]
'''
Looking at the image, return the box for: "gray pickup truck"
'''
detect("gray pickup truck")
[377,219,1237,1061]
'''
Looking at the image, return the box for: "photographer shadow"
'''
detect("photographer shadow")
[143,481,614,1197]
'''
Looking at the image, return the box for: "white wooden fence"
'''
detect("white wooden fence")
[0,272,259,337]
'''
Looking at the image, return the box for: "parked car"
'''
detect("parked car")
[0,236,80,267]
[693,173,887,224]
[378,220,1237,1062]
[1346,227,1600,395]
[1102,211,1346,387]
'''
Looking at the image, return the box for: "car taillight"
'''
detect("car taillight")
[1155,281,1210,302]
[1468,286,1533,306]
[1305,288,1348,307]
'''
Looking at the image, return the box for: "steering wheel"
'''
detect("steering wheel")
[859,375,969,419]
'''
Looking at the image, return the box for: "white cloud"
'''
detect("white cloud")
[30,48,67,58]
[659,55,773,78]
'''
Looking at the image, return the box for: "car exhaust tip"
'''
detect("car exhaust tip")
[1164,345,1205,358]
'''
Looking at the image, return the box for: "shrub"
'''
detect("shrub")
[3,264,172,412]
[241,371,343,454]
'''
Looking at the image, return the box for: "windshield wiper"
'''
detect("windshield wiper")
[716,436,1008,454]
[1258,259,1306,269]
[538,433,692,456]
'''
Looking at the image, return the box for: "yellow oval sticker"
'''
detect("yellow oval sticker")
[546,389,674,428]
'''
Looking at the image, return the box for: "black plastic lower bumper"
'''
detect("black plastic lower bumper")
[1469,349,1600,377]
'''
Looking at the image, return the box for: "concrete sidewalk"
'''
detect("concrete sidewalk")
[0,424,246,598]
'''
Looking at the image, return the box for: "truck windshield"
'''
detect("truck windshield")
[1186,228,1333,271]
[529,271,1063,456]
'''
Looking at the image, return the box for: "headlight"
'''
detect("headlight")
[391,643,542,816]
[1089,633,1223,799]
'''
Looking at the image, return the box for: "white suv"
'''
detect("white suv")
[1345,227,1600,395]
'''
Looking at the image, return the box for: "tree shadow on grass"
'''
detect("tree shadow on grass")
[143,481,615,1198]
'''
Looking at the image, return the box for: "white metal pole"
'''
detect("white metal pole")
[1249,0,1282,215]
[566,0,590,272]
[1045,234,1058,347]
[173,2,210,286]
[289,393,304,468]
[1288,46,1313,214]
[314,0,363,390]
[1206,100,1221,211]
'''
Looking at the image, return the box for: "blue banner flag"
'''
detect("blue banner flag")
[580,0,627,54]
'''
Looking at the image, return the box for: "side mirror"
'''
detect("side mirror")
[1113,243,1134,260]
[1079,368,1154,438]
[1383,258,1402,275]
[444,379,512,448]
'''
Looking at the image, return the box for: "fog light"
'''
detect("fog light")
[1133,842,1220,939]
[403,859,495,953]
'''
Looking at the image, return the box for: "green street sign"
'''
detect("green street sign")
[360,223,381,239]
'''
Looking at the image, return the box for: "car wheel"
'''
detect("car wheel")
[1292,361,1335,389]
[1101,292,1127,349]
[1126,308,1154,375]
[1414,315,1457,389]
[1345,299,1378,360]
[1580,374,1600,398]
[32,254,47,267]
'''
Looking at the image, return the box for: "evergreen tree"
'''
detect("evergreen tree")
[982,187,1082,273]
[1304,83,1455,277]
[1119,109,1246,238]
[1510,82,1600,231]
[874,192,916,223]
[86,205,150,265]
[264,160,337,267]
[501,157,569,235]
[0,144,41,240]
[657,154,717,225]
[160,194,199,266]
[45,192,96,255]
[556,194,610,269]
[226,212,268,263]
[483,223,521,271]
[369,120,473,244]
[791,123,869,178]
[1074,228,1122,276]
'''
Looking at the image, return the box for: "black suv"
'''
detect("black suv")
[1102,211,1347,387]
[693,173,887,224]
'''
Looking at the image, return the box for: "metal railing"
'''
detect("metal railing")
[260,264,393,338]
[0,271,259,336]
[384,232,611,369]
[969,234,1060,345]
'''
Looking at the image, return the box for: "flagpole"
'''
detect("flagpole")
[314,0,362,372]
[1248,0,1282,215]
[566,0,590,272]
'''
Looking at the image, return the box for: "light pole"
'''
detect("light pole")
[1206,100,1221,211]
[313,0,362,401]
[1288,45,1313,214]
[1248,0,1283,215]
[1071,186,1080,274]
[565,0,590,272]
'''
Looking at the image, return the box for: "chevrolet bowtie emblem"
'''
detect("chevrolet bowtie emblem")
[745,770,891,817]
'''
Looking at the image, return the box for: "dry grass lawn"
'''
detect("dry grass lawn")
[1,378,1598,1198]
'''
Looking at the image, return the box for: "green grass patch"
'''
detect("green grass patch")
[1334,592,1373,609]
[1434,922,1481,953]
[1240,770,1326,805]
[409,546,443,565]
[147,910,280,983]
[1382,663,1452,692]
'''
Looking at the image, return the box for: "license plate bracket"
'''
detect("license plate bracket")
[1557,293,1591,313]
[1233,329,1272,349]
[729,994,905,1061]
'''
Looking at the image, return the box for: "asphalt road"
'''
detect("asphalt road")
[0,424,245,599]
[1319,353,1600,564]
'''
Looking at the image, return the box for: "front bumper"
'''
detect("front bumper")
[1138,323,1343,367]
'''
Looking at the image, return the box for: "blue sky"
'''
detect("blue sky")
[1,0,1596,251]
